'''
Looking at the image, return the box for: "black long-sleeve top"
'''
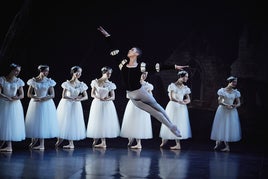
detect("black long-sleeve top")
[118,58,175,91]
[105,37,176,91]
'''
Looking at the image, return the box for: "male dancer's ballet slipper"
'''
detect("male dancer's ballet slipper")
[170,125,182,137]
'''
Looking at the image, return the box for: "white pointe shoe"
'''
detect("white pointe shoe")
[33,146,45,150]
[63,145,74,149]
[170,145,181,150]
[94,143,107,148]
[130,145,142,149]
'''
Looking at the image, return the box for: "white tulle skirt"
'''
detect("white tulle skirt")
[210,106,241,142]
[57,99,86,140]
[160,101,192,140]
[120,100,152,139]
[87,99,120,138]
[0,99,25,141]
[25,99,59,138]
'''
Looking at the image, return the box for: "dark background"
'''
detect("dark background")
[0,0,267,150]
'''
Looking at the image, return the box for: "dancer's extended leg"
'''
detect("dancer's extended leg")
[128,89,181,137]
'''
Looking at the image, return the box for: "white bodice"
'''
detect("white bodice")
[91,79,116,99]
[27,77,56,98]
[61,80,88,98]
[217,88,241,105]
[168,83,191,101]
[0,77,25,97]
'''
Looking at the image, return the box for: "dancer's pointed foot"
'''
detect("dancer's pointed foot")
[0,147,12,152]
[170,125,182,137]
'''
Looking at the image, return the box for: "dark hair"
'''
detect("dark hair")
[134,47,142,57]
[38,65,49,72]
[70,66,82,75]
[226,76,237,83]
[8,63,21,72]
[101,66,113,74]
[177,70,188,78]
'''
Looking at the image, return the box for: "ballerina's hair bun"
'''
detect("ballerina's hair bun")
[101,66,112,74]
[177,70,188,77]
[38,65,49,72]
[226,76,237,83]
[70,66,81,74]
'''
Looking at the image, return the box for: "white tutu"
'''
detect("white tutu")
[86,79,120,138]
[210,88,242,142]
[210,106,241,141]
[160,83,192,140]
[25,99,59,138]
[160,101,192,139]
[25,77,59,138]
[120,100,152,139]
[0,77,25,141]
[0,99,25,141]
[57,99,86,140]
[87,99,120,138]
[56,81,88,140]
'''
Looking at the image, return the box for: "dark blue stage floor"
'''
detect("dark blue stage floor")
[0,139,267,178]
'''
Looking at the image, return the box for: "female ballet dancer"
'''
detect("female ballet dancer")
[159,70,192,150]
[210,76,242,152]
[0,63,25,152]
[55,66,88,149]
[86,66,120,148]
[25,65,59,150]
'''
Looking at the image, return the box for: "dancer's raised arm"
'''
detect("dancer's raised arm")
[97,26,120,56]
[97,26,111,37]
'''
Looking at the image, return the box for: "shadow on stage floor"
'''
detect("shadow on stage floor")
[1,138,267,178]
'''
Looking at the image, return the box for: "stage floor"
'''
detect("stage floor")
[0,139,267,178]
